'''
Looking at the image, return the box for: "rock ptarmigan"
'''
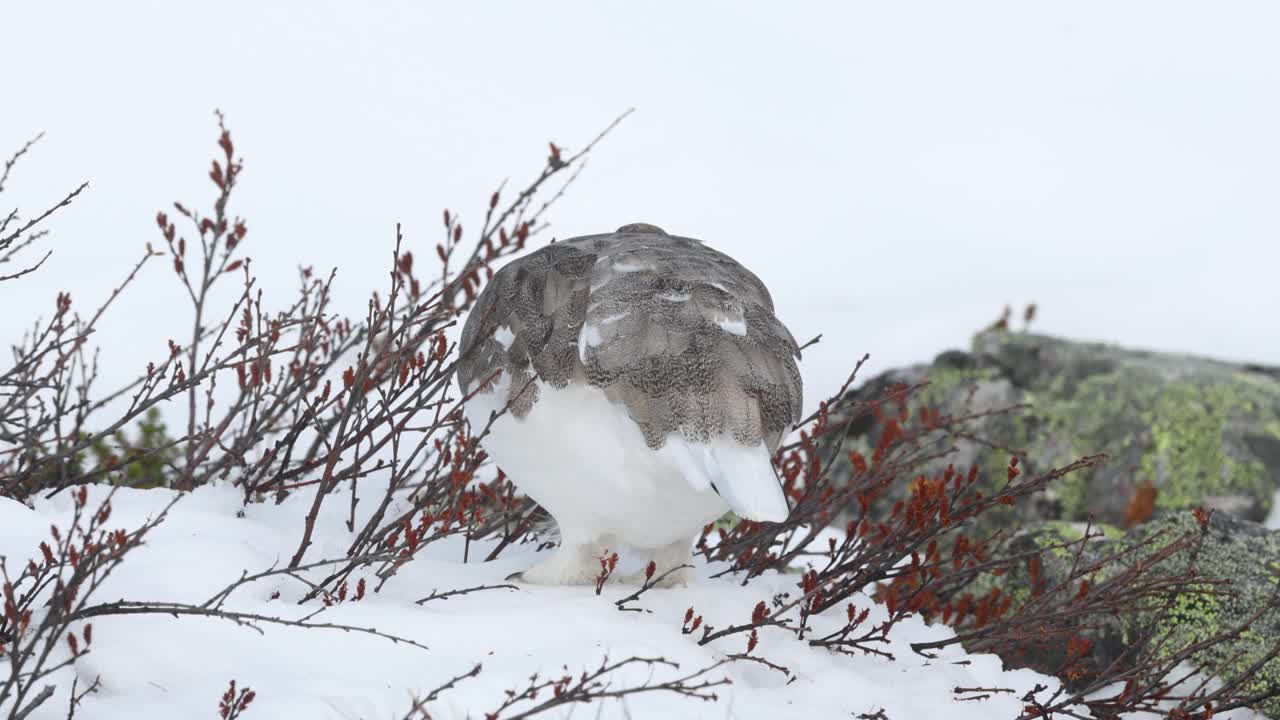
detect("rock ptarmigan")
[457,223,802,586]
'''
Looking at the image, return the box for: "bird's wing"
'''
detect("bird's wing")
[579,234,801,522]
[457,240,599,417]
[579,234,802,448]
[458,232,802,523]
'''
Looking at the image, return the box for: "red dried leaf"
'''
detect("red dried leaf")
[1193,505,1213,529]
[1125,480,1158,528]
[1075,579,1091,601]
[849,451,868,474]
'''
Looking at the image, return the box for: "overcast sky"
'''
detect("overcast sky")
[2,2,1277,414]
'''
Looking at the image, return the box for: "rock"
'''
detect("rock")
[826,332,1280,714]
[829,331,1280,527]
[987,512,1280,717]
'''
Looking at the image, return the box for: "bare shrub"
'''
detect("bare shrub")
[4,110,1278,719]
[1,111,629,718]
[399,656,731,720]
[687,369,1280,717]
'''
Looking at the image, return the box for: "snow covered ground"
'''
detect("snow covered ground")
[0,483,1262,719]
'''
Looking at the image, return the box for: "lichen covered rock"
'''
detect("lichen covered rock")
[831,331,1280,527]
[825,333,1280,714]
[990,512,1280,717]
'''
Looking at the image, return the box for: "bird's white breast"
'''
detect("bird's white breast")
[463,369,735,550]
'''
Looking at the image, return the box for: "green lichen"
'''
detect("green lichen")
[1038,520,1124,544]
[1021,522,1122,573]
[1237,369,1280,399]
[1117,579,1223,661]
[1123,513,1280,717]
[1234,628,1280,713]
[916,366,998,409]
[1160,582,1222,647]
[1030,525,1084,562]
[1030,367,1162,518]
[1266,420,1280,441]
[1026,370,1277,521]
[1039,521,1089,543]
[1002,575,1034,610]
[1100,524,1125,540]
[1140,380,1272,514]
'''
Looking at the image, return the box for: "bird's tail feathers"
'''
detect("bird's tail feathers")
[668,439,791,523]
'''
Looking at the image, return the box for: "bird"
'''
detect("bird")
[456,223,802,587]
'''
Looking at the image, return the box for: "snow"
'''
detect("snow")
[0,483,1263,719]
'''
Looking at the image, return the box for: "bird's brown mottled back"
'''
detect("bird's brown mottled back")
[458,225,802,451]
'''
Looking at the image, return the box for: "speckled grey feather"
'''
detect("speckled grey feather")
[458,224,803,451]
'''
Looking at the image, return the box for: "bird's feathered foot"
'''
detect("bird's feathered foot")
[620,538,697,588]
[506,539,608,586]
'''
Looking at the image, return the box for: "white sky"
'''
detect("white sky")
[2,2,1277,415]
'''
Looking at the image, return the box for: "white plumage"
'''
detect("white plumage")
[457,223,802,586]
